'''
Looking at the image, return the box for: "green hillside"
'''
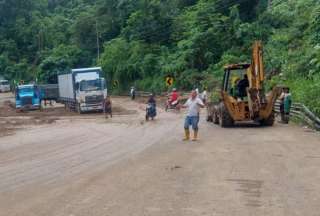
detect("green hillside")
[0,0,319,114]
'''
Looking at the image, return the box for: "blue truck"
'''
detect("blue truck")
[15,84,41,110]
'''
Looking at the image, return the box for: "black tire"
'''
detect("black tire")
[260,112,275,126]
[213,113,219,124]
[219,104,234,127]
[206,114,213,122]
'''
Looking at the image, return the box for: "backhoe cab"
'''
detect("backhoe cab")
[208,41,282,127]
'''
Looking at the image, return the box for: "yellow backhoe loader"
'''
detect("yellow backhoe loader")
[207,41,282,127]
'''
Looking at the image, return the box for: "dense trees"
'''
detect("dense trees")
[0,0,319,113]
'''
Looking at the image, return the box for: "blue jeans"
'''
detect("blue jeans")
[184,116,199,130]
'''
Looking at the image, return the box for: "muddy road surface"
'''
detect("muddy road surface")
[0,93,320,216]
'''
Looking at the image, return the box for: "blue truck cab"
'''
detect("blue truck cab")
[15,84,41,110]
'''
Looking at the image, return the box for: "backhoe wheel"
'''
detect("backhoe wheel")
[219,104,234,128]
[260,111,275,126]
[213,113,219,124]
[206,113,213,122]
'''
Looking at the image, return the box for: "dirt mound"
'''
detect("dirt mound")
[0,100,78,117]
[0,127,15,137]
[0,96,139,137]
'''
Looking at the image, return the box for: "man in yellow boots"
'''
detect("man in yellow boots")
[182,90,205,141]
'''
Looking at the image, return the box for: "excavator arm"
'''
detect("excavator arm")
[248,41,265,90]
[246,41,267,119]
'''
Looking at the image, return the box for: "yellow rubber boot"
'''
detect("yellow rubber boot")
[183,129,190,141]
[192,130,198,141]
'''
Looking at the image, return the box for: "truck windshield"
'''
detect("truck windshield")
[18,87,34,95]
[0,81,9,85]
[80,79,102,91]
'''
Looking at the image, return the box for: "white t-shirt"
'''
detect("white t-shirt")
[184,97,204,117]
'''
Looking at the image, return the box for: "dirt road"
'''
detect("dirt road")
[0,94,320,216]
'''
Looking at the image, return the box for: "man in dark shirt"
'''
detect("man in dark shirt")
[237,74,249,99]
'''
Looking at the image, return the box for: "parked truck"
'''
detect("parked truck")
[38,84,59,105]
[0,80,10,92]
[58,67,107,113]
[15,84,41,110]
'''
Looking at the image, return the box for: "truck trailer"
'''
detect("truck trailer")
[58,67,107,113]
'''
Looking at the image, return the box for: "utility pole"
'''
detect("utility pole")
[268,0,272,10]
[96,19,100,61]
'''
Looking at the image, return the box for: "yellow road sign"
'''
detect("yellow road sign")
[166,77,174,86]
[113,80,119,88]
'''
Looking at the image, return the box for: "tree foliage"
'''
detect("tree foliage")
[0,0,319,113]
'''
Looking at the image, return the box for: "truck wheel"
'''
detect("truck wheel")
[260,111,275,126]
[219,104,234,127]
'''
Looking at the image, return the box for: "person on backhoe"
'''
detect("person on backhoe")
[237,74,249,99]
[182,90,205,141]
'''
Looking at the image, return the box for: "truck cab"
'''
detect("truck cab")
[58,67,107,113]
[0,80,10,92]
[75,76,106,112]
[15,84,41,110]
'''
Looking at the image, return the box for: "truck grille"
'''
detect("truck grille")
[85,95,103,104]
[21,96,33,105]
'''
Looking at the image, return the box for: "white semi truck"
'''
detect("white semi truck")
[58,67,107,113]
[0,80,10,92]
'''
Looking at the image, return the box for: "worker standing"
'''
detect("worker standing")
[130,87,136,100]
[195,88,199,97]
[279,87,292,124]
[104,95,112,118]
[201,88,207,104]
[182,90,205,141]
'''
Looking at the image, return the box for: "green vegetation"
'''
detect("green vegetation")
[0,0,319,114]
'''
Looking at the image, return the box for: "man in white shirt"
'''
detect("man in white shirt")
[130,86,135,100]
[182,90,205,141]
[201,89,207,104]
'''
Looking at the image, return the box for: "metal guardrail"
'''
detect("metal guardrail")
[118,91,191,97]
[274,100,320,130]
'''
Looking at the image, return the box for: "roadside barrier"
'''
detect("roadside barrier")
[274,101,320,130]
